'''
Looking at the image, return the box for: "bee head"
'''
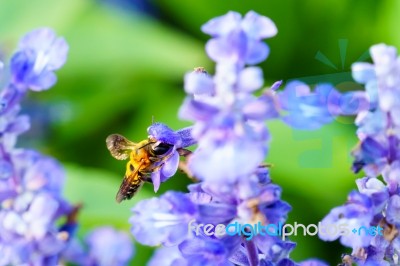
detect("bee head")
[151,142,173,156]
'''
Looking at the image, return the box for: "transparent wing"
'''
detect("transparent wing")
[106,134,136,160]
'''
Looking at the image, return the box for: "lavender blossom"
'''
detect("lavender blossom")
[0,136,72,266]
[130,192,197,246]
[85,227,133,266]
[62,227,133,266]
[131,11,328,266]
[277,82,340,130]
[10,28,68,91]
[201,11,277,65]
[147,123,195,191]
[148,246,187,266]
[352,44,400,112]
[1,28,133,265]
[277,81,369,130]
[131,178,296,265]
[318,44,400,265]
[0,29,72,265]
[350,44,400,176]
[178,11,279,184]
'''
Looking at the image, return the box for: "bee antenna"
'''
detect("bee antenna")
[138,141,156,150]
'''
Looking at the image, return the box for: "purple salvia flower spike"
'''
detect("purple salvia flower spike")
[137,11,329,266]
[0,28,134,265]
[318,43,400,264]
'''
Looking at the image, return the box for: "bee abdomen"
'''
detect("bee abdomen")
[116,175,144,203]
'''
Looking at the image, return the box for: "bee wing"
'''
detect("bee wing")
[116,172,145,203]
[115,160,147,203]
[106,134,136,160]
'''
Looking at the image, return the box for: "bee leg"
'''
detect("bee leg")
[148,149,176,163]
[147,163,165,172]
[139,172,153,183]
[258,163,273,168]
[148,156,162,162]
[148,158,198,182]
[178,161,198,182]
[177,148,192,157]
[143,177,153,183]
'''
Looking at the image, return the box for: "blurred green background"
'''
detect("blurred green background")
[1,0,399,264]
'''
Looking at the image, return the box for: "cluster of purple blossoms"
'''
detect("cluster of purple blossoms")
[129,11,347,266]
[64,226,134,266]
[277,80,368,130]
[318,44,400,265]
[0,28,133,265]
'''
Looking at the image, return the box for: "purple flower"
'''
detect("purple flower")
[179,65,278,184]
[202,11,277,65]
[147,123,195,191]
[85,227,133,266]
[277,81,368,130]
[125,10,331,266]
[355,177,389,214]
[319,176,399,264]
[1,28,133,265]
[299,259,329,266]
[0,150,72,265]
[352,44,400,112]
[318,191,374,249]
[356,109,387,139]
[349,44,400,177]
[148,123,182,146]
[131,161,304,265]
[148,246,187,266]
[278,82,338,129]
[0,29,67,157]
[382,160,400,193]
[178,237,236,266]
[1,33,72,265]
[133,168,299,265]
[177,11,281,185]
[386,195,400,226]
[351,136,388,175]
[130,191,197,246]
[0,100,30,152]
[10,28,68,91]
[192,175,291,228]
[61,227,134,266]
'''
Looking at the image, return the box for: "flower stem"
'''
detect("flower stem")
[245,240,259,266]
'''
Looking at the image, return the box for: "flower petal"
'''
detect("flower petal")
[201,11,241,36]
[245,40,269,65]
[242,11,278,39]
[151,171,161,192]
[351,62,375,84]
[184,71,214,95]
[237,67,263,92]
[161,151,179,180]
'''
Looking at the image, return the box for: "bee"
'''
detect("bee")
[106,134,174,203]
